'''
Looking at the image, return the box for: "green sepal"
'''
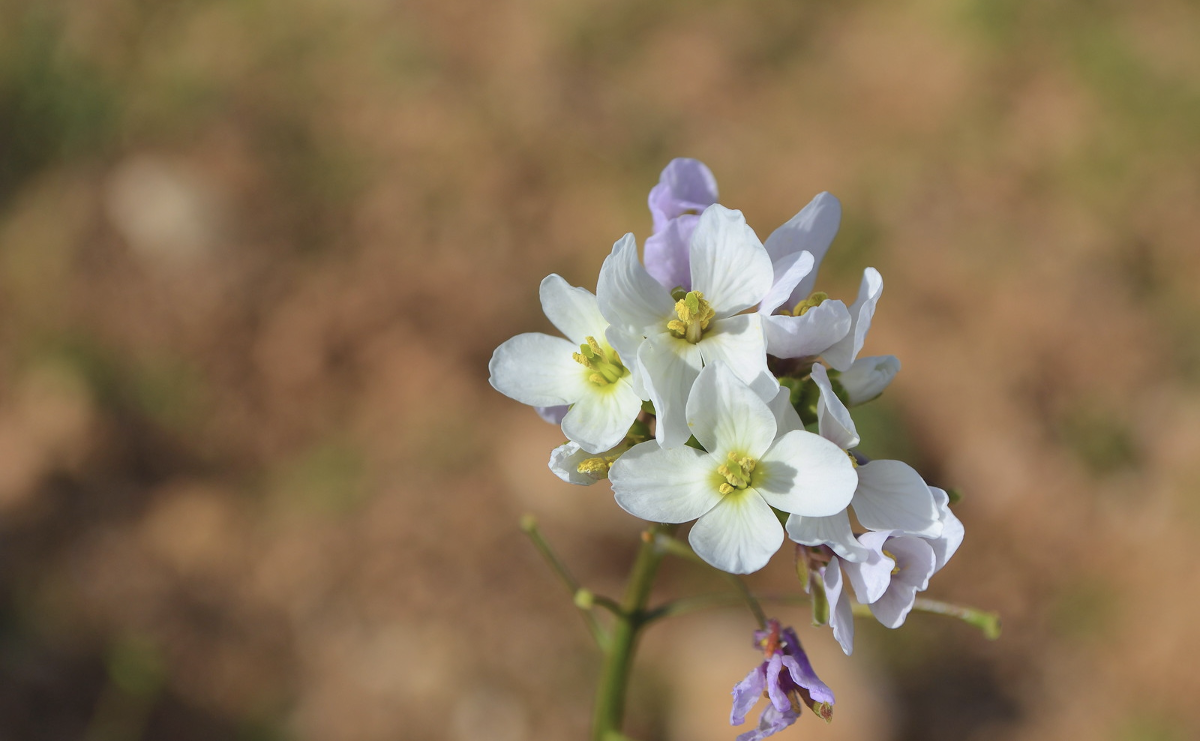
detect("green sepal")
[640,399,656,416]
[946,487,963,505]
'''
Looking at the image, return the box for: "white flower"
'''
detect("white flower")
[597,205,776,448]
[609,363,857,574]
[785,364,941,562]
[489,274,643,454]
[548,440,628,486]
[820,267,884,371]
[824,530,938,654]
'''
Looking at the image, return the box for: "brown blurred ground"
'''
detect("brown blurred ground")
[1,0,1198,739]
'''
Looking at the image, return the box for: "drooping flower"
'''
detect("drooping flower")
[837,355,901,406]
[730,619,834,740]
[489,274,643,454]
[609,362,856,574]
[786,364,941,562]
[644,158,719,292]
[598,205,777,448]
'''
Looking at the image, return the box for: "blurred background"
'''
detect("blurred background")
[0,0,1198,739]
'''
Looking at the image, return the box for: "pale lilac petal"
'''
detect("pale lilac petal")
[548,442,605,485]
[755,430,857,517]
[810,364,860,450]
[697,314,770,390]
[780,654,834,706]
[928,487,964,572]
[685,362,777,461]
[596,234,675,334]
[610,441,721,523]
[539,274,607,345]
[822,560,855,656]
[489,333,590,407]
[689,491,783,574]
[736,704,797,741]
[841,534,895,604]
[853,460,941,537]
[759,251,814,316]
[649,158,718,231]
[561,381,643,454]
[644,216,696,291]
[822,267,882,371]
[638,333,703,448]
[730,665,767,726]
[689,205,774,317]
[839,355,900,406]
[764,654,791,712]
[763,192,842,305]
[784,509,871,563]
[536,405,568,424]
[868,536,936,628]
[762,300,851,360]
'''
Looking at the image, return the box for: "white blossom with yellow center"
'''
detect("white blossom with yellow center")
[489,274,643,454]
[609,363,856,575]
[597,205,778,448]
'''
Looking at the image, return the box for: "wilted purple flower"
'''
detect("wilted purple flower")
[644,158,718,291]
[730,620,834,740]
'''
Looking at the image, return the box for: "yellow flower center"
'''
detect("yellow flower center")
[573,336,628,386]
[666,291,716,344]
[717,452,758,495]
[782,291,828,317]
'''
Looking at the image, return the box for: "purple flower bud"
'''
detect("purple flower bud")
[730,619,834,740]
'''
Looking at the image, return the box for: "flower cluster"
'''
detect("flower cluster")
[490,158,968,736]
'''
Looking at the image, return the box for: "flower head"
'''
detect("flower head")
[731,619,834,740]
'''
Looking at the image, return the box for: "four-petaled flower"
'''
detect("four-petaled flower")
[610,362,856,574]
[731,619,834,741]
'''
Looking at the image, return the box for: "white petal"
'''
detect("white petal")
[688,205,773,317]
[823,558,855,655]
[638,333,703,448]
[755,430,857,516]
[685,362,777,460]
[842,532,895,604]
[767,385,804,436]
[822,268,882,371]
[489,333,589,407]
[596,233,674,334]
[810,364,860,449]
[759,250,814,316]
[764,192,842,304]
[853,460,942,537]
[785,509,871,563]
[839,355,901,405]
[697,314,770,389]
[539,274,608,345]
[610,441,721,523]
[688,491,783,574]
[548,442,603,485]
[762,300,851,360]
[604,326,648,399]
[561,380,643,454]
[928,487,964,572]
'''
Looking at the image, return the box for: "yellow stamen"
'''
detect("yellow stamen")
[883,548,901,576]
[786,291,829,317]
[667,291,716,343]
[717,452,758,492]
[577,455,619,478]
[572,336,627,386]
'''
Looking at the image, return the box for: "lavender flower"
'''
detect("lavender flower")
[730,620,834,740]
[644,158,719,291]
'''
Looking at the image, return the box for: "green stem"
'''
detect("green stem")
[521,515,610,649]
[590,525,674,741]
